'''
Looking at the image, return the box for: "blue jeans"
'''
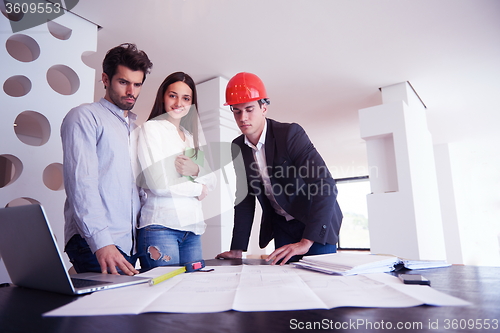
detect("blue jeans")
[273,218,337,263]
[137,225,202,269]
[65,234,138,274]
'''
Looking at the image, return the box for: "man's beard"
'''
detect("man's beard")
[113,95,136,110]
[108,87,137,110]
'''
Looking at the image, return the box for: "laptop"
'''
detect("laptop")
[0,204,148,295]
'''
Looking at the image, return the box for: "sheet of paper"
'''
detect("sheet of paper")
[361,273,471,306]
[389,283,471,307]
[296,269,470,308]
[45,266,185,316]
[143,265,242,313]
[295,269,422,308]
[44,265,470,316]
[233,265,326,311]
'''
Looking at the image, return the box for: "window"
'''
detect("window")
[336,176,370,250]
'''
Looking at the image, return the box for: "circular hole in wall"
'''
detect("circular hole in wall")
[6,34,40,62]
[6,197,40,208]
[0,154,23,188]
[47,20,72,40]
[3,75,31,97]
[47,65,80,95]
[0,2,24,22]
[43,163,64,191]
[14,111,51,146]
[81,50,98,69]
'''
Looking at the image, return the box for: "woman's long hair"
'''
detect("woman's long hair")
[148,72,199,157]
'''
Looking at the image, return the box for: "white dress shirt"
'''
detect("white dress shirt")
[136,119,216,235]
[244,121,294,221]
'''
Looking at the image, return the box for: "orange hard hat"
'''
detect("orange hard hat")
[224,72,268,106]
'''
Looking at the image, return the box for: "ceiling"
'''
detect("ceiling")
[71,0,500,178]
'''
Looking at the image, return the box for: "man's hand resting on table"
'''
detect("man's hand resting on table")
[95,245,139,275]
[266,238,314,265]
[215,249,243,259]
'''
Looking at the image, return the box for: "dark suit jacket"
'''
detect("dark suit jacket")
[230,118,343,251]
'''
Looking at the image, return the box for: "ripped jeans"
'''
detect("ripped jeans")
[137,225,202,269]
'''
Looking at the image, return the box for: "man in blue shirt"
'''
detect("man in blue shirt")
[61,43,152,275]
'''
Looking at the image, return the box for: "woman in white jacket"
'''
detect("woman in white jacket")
[136,72,216,268]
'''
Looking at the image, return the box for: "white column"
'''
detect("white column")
[196,77,240,258]
[434,144,463,264]
[359,82,447,260]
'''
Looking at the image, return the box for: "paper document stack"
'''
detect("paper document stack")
[400,258,451,270]
[294,252,450,276]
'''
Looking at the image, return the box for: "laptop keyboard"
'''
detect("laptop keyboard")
[71,278,112,288]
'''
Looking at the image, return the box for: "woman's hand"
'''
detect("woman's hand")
[197,184,208,201]
[175,155,199,177]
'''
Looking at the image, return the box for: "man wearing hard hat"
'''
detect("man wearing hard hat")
[216,72,343,265]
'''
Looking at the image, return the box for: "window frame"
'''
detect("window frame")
[335,175,371,251]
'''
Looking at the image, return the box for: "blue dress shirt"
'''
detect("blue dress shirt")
[61,98,141,255]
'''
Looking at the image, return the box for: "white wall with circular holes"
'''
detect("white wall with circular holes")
[0,10,98,280]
